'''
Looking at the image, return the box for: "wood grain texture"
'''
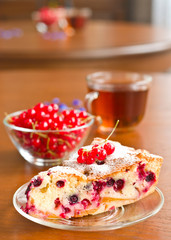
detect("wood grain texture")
[1,20,171,71]
[0,69,171,240]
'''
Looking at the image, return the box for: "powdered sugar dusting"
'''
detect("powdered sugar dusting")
[63,140,142,179]
[49,166,86,179]
[107,141,134,160]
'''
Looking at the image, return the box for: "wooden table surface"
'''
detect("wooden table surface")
[0,69,171,240]
[1,20,171,71]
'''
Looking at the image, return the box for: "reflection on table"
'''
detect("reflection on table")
[1,20,171,71]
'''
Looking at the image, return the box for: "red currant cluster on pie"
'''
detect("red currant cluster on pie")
[77,142,115,165]
[9,102,91,160]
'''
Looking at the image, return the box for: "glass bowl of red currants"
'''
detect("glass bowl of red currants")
[3,102,95,166]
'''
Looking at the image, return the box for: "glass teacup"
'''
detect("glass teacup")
[85,71,152,133]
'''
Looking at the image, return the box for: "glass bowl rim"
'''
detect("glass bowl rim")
[3,110,95,133]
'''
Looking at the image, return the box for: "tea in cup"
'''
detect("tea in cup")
[85,71,152,133]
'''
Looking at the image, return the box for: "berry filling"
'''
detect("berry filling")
[24,164,157,219]
[81,199,91,209]
[93,181,106,193]
[109,206,115,211]
[106,178,115,187]
[69,195,79,204]
[24,204,35,214]
[25,182,32,199]
[114,179,125,191]
[54,198,61,208]
[62,206,71,214]
[137,163,146,180]
[56,180,65,188]
[96,160,105,165]
[137,163,156,184]
[33,177,42,187]
[145,171,156,183]
[59,204,72,218]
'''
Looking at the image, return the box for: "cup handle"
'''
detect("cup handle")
[85,91,102,126]
[84,91,99,113]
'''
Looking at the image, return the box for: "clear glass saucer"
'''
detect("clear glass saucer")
[13,183,164,231]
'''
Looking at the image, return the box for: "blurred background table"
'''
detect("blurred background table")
[1,20,171,71]
[0,68,170,240]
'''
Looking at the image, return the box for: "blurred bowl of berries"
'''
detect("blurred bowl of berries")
[3,102,94,166]
[32,7,75,37]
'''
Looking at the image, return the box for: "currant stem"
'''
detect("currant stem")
[36,132,48,138]
[81,115,95,124]
[106,120,119,141]
[80,120,119,153]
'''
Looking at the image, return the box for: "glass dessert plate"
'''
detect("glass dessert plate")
[13,183,164,231]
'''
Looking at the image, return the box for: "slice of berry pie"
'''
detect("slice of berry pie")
[24,138,163,219]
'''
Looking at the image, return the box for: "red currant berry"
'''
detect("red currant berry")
[19,111,27,121]
[62,109,70,117]
[39,144,47,153]
[76,136,81,143]
[49,136,58,145]
[34,102,44,111]
[49,137,58,150]
[57,122,64,130]
[38,121,49,130]
[91,147,101,158]
[65,117,77,127]
[77,155,85,164]
[69,109,78,118]
[57,144,67,153]
[43,105,51,113]
[97,148,107,160]
[56,116,63,123]
[27,108,36,118]
[49,143,57,151]
[68,140,76,149]
[44,113,51,120]
[50,103,59,112]
[45,152,55,159]
[78,148,84,156]
[16,130,23,138]
[104,142,115,155]
[50,112,58,121]
[31,137,41,149]
[83,151,89,159]
[92,144,99,149]
[79,111,88,118]
[47,118,53,125]
[11,116,19,125]
[36,111,46,121]
[50,121,58,130]
[24,118,33,128]
[86,156,95,164]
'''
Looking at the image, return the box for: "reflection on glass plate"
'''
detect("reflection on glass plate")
[13,183,164,231]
